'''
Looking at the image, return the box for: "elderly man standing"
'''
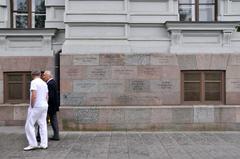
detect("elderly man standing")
[24,70,49,151]
[42,70,60,140]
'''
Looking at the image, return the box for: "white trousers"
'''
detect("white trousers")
[25,106,48,147]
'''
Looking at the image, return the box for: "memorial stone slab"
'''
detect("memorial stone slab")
[73,80,98,93]
[226,66,240,79]
[112,94,133,105]
[86,93,111,105]
[226,79,240,92]
[151,108,172,123]
[87,66,111,79]
[220,108,236,123]
[150,80,179,92]
[194,106,214,123]
[111,66,137,79]
[172,108,193,123]
[130,94,162,105]
[150,54,178,66]
[226,92,240,104]
[100,54,125,66]
[74,109,99,123]
[61,93,86,106]
[98,80,125,93]
[125,109,151,124]
[138,66,162,79]
[228,54,240,66]
[161,66,180,79]
[125,54,150,65]
[108,109,125,124]
[61,66,86,80]
[73,55,99,65]
[127,80,150,93]
[177,55,197,70]
[60,55,73,66]
[210,54,229,70]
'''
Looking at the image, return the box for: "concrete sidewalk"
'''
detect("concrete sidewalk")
[1,127,240,159]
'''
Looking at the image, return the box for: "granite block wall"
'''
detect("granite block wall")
[58,53,240,130]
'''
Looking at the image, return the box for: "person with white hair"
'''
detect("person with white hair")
[42,70,60,140]
[24,70,49,151]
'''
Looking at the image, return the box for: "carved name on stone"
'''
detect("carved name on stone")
[151,80,179,92]
[112,66,137,79]
[61,93,85,106]
[100,54,125,65]
[151,55,177,65]
[73,80,98,93]
[128,80,150,93]
[74,109,99,123]
[98,80,124,93]
[87,66,110,79]
[73,55,99,65]
[125,54,150,65]
[230,81,240,92]
[87,94,111,105]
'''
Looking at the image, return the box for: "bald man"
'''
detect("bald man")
[42,70,60,140]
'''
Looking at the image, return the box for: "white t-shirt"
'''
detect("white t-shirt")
[30,77,48,108]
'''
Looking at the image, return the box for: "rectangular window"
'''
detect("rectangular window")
[179,0,217,22]
[4,72,31,103]
[181,71,225,104]
[11,0,46,28]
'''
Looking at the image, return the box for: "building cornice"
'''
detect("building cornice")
[0,28,58,37]
[165,21,240,31]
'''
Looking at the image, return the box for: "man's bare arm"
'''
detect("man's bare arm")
[31,90,37,108]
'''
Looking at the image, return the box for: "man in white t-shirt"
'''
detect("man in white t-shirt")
[24,70,49,151]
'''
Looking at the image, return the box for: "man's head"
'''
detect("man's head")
[42,70,53,82]
[31,70,41,79]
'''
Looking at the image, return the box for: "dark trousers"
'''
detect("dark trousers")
[49,112,59,138]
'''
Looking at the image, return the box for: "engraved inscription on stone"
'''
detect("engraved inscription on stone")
[87,66,110,79]
[151,54,177,65]
[61,93,85,106]
[132,95,162,105]
[74,109,99,123]
[73,80,98,93]
[151,80,179,93]
[115,95,132,105]
[127,80,150,93]
[73,55,99,65]
[112,66,137,79]
[138,66,160,79]
[87,94,111,105]
[100,54,125,65]
[125,54,150,65]
[228,80,240,92]
[98,80,124,93]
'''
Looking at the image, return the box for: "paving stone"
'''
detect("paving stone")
[1,128,240,159]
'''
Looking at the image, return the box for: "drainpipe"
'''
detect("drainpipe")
[55,49,61,107]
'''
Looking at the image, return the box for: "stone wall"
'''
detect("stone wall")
[59,53,240,130]
[59,105,240,131]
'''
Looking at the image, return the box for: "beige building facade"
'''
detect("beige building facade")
[0,0,240,130]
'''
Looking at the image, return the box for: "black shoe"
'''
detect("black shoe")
[49,137,60,141]
[36,136,41,142]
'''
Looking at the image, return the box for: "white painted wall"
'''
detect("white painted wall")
[63,0,240,54]
[45,0,65,29]
[0,29,56,56]
[0,0,8,28]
